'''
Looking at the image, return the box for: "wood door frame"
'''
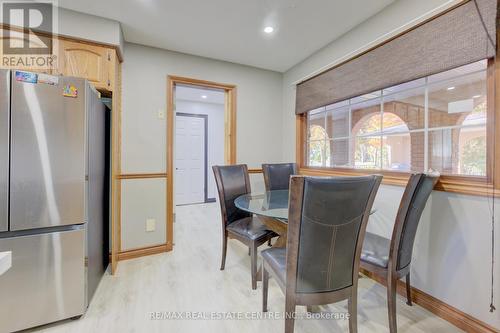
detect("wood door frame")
[167,76,237,251]
[175,112,209,204]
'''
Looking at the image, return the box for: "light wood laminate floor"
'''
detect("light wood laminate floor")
[30,203,461,333]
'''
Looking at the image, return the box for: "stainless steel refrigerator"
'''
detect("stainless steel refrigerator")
[0,70,108,333]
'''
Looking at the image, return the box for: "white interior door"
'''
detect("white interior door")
[175,114,206,205]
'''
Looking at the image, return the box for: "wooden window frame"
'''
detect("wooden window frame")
[296,58,499,197]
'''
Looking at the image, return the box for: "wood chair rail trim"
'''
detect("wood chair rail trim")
[116,173,167,180]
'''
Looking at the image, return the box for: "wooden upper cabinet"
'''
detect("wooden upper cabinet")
[57,39,116,91]
[0,26,119,92]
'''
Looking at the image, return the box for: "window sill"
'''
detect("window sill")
[298,167,496,197]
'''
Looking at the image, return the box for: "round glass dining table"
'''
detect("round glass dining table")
[235,189,377,221]
[235,190,289,221]
[235,189,377,248]
[235,190,289,248]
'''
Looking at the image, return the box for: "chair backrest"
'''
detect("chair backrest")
[212,164,251,226]
[391,173,439,271]
[262,163,298,191]
[286,175,382,294]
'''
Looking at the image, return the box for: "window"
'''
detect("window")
[303,59,489,178]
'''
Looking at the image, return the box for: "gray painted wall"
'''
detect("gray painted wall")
[281,0,500,328]
[0,7,124,55]
[121,42,283,249]
[57,8,123,52]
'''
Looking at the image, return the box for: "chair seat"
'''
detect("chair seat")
[226,216,275,241]
[361,232,391,268]
[261,247,286,284]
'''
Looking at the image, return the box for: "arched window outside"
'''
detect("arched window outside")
[353,113,411,170]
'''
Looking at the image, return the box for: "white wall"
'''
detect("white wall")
[281,0,462,160]
[120,178,166,250]
[175,100,225,200]
[367,185,500,329]
[57,8,124,52]
[0,7,125,54]
[121,42,283,250]
[281,0,500,328]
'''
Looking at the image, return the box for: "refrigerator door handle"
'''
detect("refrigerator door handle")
[0,69,9,233]
[0,251,11,276]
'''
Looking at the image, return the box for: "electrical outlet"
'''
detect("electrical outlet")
[146,218,156,232]
[157,109,165,119]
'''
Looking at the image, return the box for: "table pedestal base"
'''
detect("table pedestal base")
[255,216,288,282]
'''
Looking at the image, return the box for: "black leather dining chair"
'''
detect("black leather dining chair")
[212,164,276,290]
[262,175,382,333]
[262,163,298,191]
[360,173,439,333]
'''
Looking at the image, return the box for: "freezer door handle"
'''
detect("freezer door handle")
[0,251,12,276]
[0,69,9,232]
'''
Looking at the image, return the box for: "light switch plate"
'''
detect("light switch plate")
[146,218,156,232]
[157,109,165,119]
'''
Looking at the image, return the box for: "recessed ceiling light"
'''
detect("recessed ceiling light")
[472,94,481,98]
[447,86,455,91]
[201,95,207,99]
[264,26,274,34]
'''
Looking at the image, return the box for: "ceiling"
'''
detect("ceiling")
[176,85,225,104]
[58,0,395,72]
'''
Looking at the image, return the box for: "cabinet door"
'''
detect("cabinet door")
[59,40,112,90]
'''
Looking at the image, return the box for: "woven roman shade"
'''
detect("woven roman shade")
[295,0,497,114]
